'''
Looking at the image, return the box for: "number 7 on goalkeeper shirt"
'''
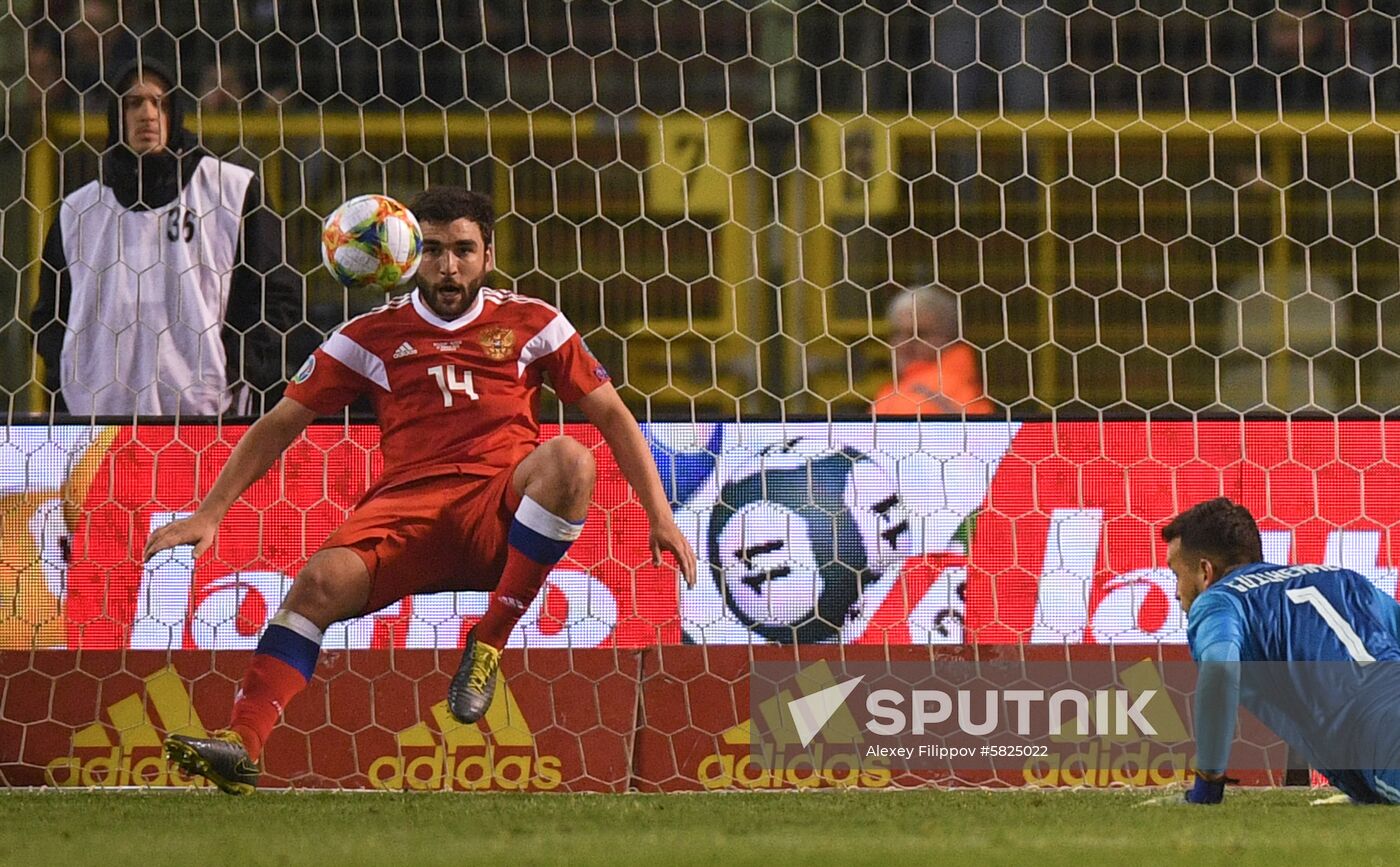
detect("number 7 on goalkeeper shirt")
[143,186,698,795]
[1166,497,1400,805]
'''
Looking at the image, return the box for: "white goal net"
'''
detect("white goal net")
[0,1,1393,792]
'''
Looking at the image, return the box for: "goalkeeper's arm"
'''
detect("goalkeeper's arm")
[143,397,318,561]
[1187,638,1242,804]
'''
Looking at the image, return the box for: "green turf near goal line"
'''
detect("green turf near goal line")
[0,788,1384,867]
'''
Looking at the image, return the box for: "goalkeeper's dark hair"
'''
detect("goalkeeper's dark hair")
[1162,497,1263,574]
[408,187,494,248]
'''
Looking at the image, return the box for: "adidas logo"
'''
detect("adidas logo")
[393,341,417,358]
[368,682,563,790]
[45,667,212,788]
[1029,659,1192,788]
[699,661,891,790]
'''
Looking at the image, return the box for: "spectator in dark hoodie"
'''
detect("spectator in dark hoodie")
[30,57,296,417]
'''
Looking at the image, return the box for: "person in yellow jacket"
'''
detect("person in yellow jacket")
[873,286,995,417]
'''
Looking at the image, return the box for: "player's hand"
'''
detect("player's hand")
[1184,774,1226,804]
[143,511,219,562]
[650,517,697,588]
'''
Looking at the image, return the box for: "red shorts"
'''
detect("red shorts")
[321,467,523,615]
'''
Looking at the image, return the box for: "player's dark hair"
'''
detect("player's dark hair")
[1162,497,1264,575]
[408,187,494,248]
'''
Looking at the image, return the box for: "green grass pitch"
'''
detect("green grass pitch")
[3,788,1396,866]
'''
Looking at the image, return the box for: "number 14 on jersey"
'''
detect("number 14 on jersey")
[428,364,479,406]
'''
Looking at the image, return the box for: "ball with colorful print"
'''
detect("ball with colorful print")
[321,194,423,290]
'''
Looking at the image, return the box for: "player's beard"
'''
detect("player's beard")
[419,275,484,319]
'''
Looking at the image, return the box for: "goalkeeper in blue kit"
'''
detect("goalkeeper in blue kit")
[1166,497,1400,805]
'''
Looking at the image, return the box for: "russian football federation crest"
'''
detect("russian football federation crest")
[478,327,517,360]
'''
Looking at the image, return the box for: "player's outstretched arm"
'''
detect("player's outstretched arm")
[1186,595,1245,804]
[143,397,318,561]
[577,382,697,588]
[1187,648,1240,804]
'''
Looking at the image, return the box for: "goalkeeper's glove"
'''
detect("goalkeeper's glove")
[1185,774,1226,804]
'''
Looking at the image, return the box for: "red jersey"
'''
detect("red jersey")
[284,287,609,495]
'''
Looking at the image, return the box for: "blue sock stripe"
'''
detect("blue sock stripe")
[255,624,321,681]
[509,519,576,565]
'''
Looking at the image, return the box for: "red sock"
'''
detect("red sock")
[476,547,553,649]
[228,654,309,762]
[476,497,583,649]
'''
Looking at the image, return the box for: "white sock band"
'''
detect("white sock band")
[270,609,325,646]
[516,495,585,541]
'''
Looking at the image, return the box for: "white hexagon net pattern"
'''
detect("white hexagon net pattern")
[0,2,1396,791]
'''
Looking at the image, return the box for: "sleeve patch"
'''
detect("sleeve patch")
[292,355,316,384]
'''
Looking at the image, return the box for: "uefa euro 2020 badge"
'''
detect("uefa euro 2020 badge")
[292,355,316,384]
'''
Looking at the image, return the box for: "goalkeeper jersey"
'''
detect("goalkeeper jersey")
[1188,562,1400,774]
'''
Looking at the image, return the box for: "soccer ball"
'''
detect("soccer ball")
[321,194,423,290]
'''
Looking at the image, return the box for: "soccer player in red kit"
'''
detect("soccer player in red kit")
[144,187,697,795]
